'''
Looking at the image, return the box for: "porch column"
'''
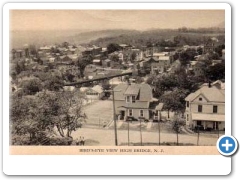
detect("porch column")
[203,121,206,130]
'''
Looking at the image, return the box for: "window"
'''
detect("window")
[128,109,133,116]
[186,101,189,107]
[126,96,130,103]
[132,96,136,103]
[140,110,144,117]
[213,105,218,113]
[199,97,202,101]
[198,105,202,112]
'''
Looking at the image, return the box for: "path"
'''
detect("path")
[71,126,220,146]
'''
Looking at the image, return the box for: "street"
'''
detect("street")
[71,126,220,146]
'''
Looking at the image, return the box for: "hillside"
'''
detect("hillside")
[90,28,225,48]
[10,28,225,49]
[10,29,139,49]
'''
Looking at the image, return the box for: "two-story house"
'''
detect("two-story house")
[113,83,162,121]
[142,54,172,74]
[185,83,225,131]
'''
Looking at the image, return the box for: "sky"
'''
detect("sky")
[10,10,225,31]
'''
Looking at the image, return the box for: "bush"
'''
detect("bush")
[49,137,73,146]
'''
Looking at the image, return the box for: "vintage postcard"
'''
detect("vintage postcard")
[3,2,232,175]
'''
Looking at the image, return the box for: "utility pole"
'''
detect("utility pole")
[158,112,161,146]
[139,118,142,146]
[112,90,118,146]
[105,89,121,146]
[197,126,200,146]
[128,119,130,146]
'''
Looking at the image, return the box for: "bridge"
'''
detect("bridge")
[64,71,133,86]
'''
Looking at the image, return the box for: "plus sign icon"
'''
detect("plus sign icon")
[217,135,238,156]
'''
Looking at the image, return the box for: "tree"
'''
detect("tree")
[215,44,225,57]
[77,55,93,78]
[179,49,197,66]
[62,42,69,48]
[15,61,26,75]
[101,80,111,97]
[10,91,87,145]
[10,95,38,144]
[154,75,179,97]
[208,51,220,60]
[172,114,185,145]
[63,72,75,82]
[206,63,225,81]
[19,78,43,95]
[160,89,187,118]
[52,91,87,137]
[36,72,64,91]
[130,52,137,62]
[197,47,203,55]
[107,43,120,54]
[29,45,38,57]
[110,54,119,62]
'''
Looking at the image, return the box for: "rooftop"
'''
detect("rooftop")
[185,84,225,103]
[114,83,153,102]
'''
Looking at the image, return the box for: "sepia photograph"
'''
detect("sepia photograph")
[9,8,226,154]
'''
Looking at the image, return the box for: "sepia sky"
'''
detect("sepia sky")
[10,10,225,31]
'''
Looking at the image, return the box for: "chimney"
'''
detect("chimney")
[208,81,211,88]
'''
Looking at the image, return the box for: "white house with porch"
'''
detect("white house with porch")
[185,82,225,131]
[113,83,163,121]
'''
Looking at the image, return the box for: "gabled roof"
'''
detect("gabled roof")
[124,86,140,95]
[92,85,103,94]
[114,83,152,101]
[145,57,159,63]
[185,86,225,103]
[200,80,225,90]
[93,59,101,63]
[158,56,170,61]
[155,103,164,110]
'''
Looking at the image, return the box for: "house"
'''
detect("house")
[59,55,73,63]
[185,82,225,131]
[39,46,51,53]
[84,64,100,79]
[200,80,225,90]
[80,85,104,101]
[143,55,171,74]
[93,59,102,66]
[113,83,161,121]
[102,59,112,68]
[168,60,181,74]
[49,57,56,63]
[82,45,102,57]
[193,61,206,77]
[203,38,220,53]
[67,54,78,62]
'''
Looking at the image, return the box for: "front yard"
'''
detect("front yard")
[83,100,113,127]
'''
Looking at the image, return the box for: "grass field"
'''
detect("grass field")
[83,100,113,126]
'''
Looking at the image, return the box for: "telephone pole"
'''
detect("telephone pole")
[105,89,121,146]
[112,90,118,146]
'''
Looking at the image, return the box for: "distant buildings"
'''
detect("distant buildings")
[142,52,172,74]
[80,85,104,101]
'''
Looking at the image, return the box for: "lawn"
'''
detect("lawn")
[83,100,113,126]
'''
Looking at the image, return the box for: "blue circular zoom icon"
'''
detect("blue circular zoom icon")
[217,135,238,156]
